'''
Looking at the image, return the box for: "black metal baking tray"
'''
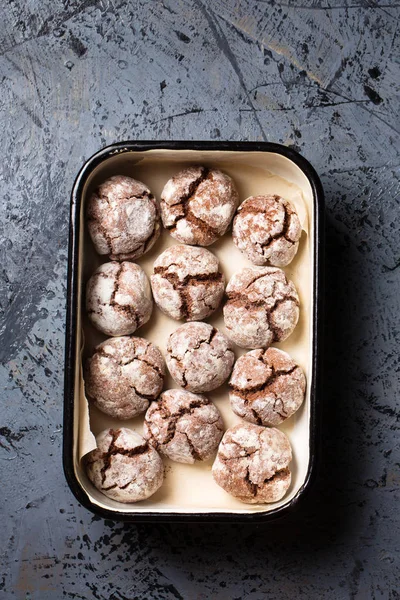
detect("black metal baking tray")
[63,141,324,522]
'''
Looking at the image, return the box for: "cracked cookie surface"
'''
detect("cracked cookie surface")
[160,165,239,246]
[85,336,166,419]
[85,428,164,503]
[212,423,292,504]
[143,389,224,464]
[229,347,306,426]
[232,195,302,266]
[223,266,300,349]
[151,245,225,321]
[166,322,234,393]
[86,261,153,336]
[87,175,160,261]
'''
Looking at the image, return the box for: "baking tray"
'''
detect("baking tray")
[63,141,324,522]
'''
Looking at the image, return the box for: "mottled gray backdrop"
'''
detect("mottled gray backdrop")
[0,0,399,598]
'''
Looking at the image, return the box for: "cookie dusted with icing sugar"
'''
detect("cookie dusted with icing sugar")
[229,347,306,427]
[143,389,224,464]
[166,322,234,393]
[85,428,164,503]
[160,166,239,246]
[212,423,292,504]
[232,195,302,266]
[87,175,160,261]
[151,245,225,321]
[85,336,165,420]
[86,261,152,336]
[223,266,300,349]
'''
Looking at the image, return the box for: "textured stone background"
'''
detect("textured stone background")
[1,0,399,598]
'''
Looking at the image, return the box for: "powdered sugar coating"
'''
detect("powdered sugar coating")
[166,322,235,393]
[232,195,302,266]
[143,389,224,464]
[223,266,300,349]
[160,166,239,246]
[85,428,164,503]
[229,347,306,426]
[212,423,292,504]
[151,245,225,321]
[85,336,166,420]
[87,175,160,261]
[86,261,152,336]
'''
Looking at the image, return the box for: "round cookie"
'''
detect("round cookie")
[85,428,164,503]
[151,245,225,321]
[166,322,235,393]
[223,266,299,349]
[85,336,166,420]
[87,175,160,261]
[232,195,302,266]
[229,347,306,426]
[212,423,292,504]
[86,261,152,336]
[160,165,239,246]
[143,389,224,464]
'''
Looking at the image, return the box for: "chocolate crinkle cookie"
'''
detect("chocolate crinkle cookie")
[229,347,306,426]
[143,389,224,464]
[166,322,235,393]
[85,336,165,420]
[212,423,292,504]
[223,266,300,349]
[232,195,302,266]
[85,428,164,503]
[87,175,160,261]
[86,261,152,336]
[160,165,239,246]
[151,245,225,321]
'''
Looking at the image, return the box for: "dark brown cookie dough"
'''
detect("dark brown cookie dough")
[151,245,225,321]
[160,166,239,246]
[87,175,160,261]
[85,336,166,420]
[86,261,153,336]
[232,195,302,266]
[166,322,235,393]
[85,428,164,503]
[143,389,224,464]
[229,347,306,426]
[212,423,292,504]
[223,266,300,349]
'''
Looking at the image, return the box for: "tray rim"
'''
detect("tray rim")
[63,140,325,523]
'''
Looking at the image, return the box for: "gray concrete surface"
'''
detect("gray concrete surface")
[0,1,399,598]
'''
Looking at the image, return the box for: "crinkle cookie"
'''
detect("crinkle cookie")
[223,266,299,349]
[229,347,306,426]
[85,336,165,420]
[160,165,239,246]
[87,175,160,261]
[151,245,225,321]
[85,428,164,503]
[143,389,224,464]
[232,195,302,266]
[212,423,292,504]
[86,261,152,336]
[166,322,234,393]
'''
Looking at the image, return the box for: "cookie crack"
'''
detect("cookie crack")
[230,364,297,396]
[149,398,208,446]
[154,268,222,319]
[181,430,202,461]
[99,429,150,486]
[139,356,164,379]
[88,219,113,252]
[163,166,209,221]
[128,384,155,401]
[245,466,290,498]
